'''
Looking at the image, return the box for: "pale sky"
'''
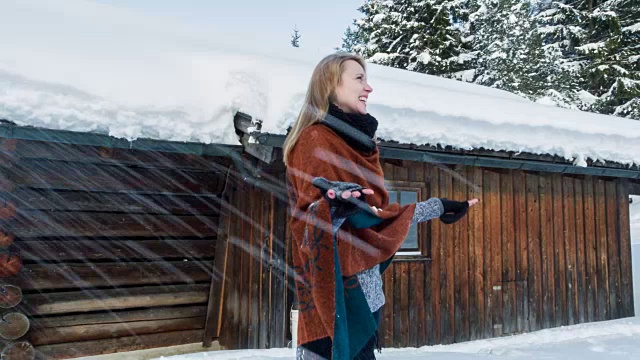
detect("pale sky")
[93,0,364,53]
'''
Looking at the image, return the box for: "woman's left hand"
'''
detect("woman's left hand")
[440,198,479,224]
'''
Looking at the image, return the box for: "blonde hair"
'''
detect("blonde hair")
[283,52,367,166]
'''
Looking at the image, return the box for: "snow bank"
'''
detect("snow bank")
[154,317,640,359]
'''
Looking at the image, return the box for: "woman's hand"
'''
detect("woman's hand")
[326,187,374,200]
[329,187,381,216]
[312,177,375,218]
[439,198,480,224]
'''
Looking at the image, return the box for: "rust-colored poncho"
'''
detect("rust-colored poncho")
[287,123,416,346]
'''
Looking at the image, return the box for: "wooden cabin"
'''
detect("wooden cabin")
[0,109,638,358]
[214,112,639,350]
[0,123,242,359]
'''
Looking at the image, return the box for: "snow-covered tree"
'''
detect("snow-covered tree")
[535,1,588,68]
[291,26,301,48]
[344,0,474,77]
[532,0,640,115]
[340,25,360,52]
[585,0,640,119]
[341,0,637,117]
[471,0,573,101]
[533,1,590,108]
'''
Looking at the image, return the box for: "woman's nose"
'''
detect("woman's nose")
[365,83,373,93]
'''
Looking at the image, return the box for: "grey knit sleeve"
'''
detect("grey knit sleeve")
[411,198,444,224]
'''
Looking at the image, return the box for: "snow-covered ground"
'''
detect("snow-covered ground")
[154,318,640,360]
[153,197,640,360]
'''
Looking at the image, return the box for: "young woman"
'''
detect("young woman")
[284,53,478,360]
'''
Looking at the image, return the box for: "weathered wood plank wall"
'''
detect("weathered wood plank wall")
[214,157,634,350]
[377,159,634,347]
[216,169,292,350]
[0,138,228,359]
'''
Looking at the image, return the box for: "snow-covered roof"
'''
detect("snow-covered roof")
[1,0,640,168]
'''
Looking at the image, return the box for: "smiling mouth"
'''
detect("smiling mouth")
[358,96,367,103]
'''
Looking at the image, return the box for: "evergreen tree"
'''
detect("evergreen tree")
[577,6,622,101]
[616,0,640,118]
[533,0,589,108]
[341,0,638,117]
[291,26,301,48]
[535,1,588,68]
[532,0,640,115]
[340,25,359,53]
[471,0,566,100]
[344,0,473,77]
[586,0,640,119]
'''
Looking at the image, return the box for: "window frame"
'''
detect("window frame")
[384,180,431,259]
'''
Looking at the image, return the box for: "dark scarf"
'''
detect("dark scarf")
[321,103,378,153]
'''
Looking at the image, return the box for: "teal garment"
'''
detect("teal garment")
[332,209,390,359]
[332,216,349,359]
[346,207,382,230]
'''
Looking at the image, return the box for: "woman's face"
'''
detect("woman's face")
[333,60,373,115]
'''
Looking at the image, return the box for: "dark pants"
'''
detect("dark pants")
[296,335,377,360]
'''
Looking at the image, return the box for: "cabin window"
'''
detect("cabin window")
[385,182,430,257]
